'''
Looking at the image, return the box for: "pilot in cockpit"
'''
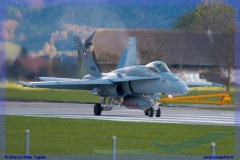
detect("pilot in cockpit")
[146,61,171,73]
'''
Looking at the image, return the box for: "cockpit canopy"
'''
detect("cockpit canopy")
[146,61,171,73]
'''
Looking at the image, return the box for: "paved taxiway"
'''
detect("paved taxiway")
[5,101,236,126]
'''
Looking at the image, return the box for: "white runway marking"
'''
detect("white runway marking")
[5,102,236,126]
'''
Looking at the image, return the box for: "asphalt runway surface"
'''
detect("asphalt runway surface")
[5,101,236,126]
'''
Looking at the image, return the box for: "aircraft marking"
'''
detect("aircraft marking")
[83,50,87,58]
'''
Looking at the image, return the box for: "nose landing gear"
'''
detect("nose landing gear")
[94,97,115,116]
[94,103,102,116]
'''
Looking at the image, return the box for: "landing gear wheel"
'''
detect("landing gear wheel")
[144,109,149,116]
[156,108,161,117]
[94,103,102,116]
[148,108,154,117]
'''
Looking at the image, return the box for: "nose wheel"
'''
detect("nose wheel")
[94,103,102,115]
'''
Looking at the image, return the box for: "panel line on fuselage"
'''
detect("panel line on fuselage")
[128,81,135,94]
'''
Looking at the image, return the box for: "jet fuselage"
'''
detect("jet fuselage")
[83,62,189,97]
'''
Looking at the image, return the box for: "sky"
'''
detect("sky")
[1,0,239,24]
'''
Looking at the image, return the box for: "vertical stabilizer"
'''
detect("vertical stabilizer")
[117,37,136,69]
[73,36,102,77]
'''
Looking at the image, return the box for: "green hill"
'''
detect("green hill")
[7,6,190,51]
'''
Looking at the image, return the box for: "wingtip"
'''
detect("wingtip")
[16,81,31,87]
[212,82,224,87]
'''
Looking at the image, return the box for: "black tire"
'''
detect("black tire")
[148,108,153,117]
[156,108,161,117]
[94,103,102,116]
[144,109,149,116]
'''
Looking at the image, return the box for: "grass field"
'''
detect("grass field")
[6,115,234,155]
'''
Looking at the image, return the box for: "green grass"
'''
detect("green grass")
[5,81,100,103]
[6,115,234,155]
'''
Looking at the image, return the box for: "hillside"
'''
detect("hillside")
[6,6,192,51]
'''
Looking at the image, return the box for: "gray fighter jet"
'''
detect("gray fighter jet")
[18,36,223,117]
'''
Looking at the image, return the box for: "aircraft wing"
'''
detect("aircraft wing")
[39,77,80,81]
[185,82,224,88]
[17,79,113,90]
[17,76,159,90]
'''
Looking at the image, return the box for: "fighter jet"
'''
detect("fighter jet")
[18,36,223,117]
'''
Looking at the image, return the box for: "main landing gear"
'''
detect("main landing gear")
[144,107,161,117]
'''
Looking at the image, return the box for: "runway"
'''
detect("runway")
[5,101,235,126]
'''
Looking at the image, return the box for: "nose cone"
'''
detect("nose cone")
[172,81,189,96]
[183,86,189,95]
